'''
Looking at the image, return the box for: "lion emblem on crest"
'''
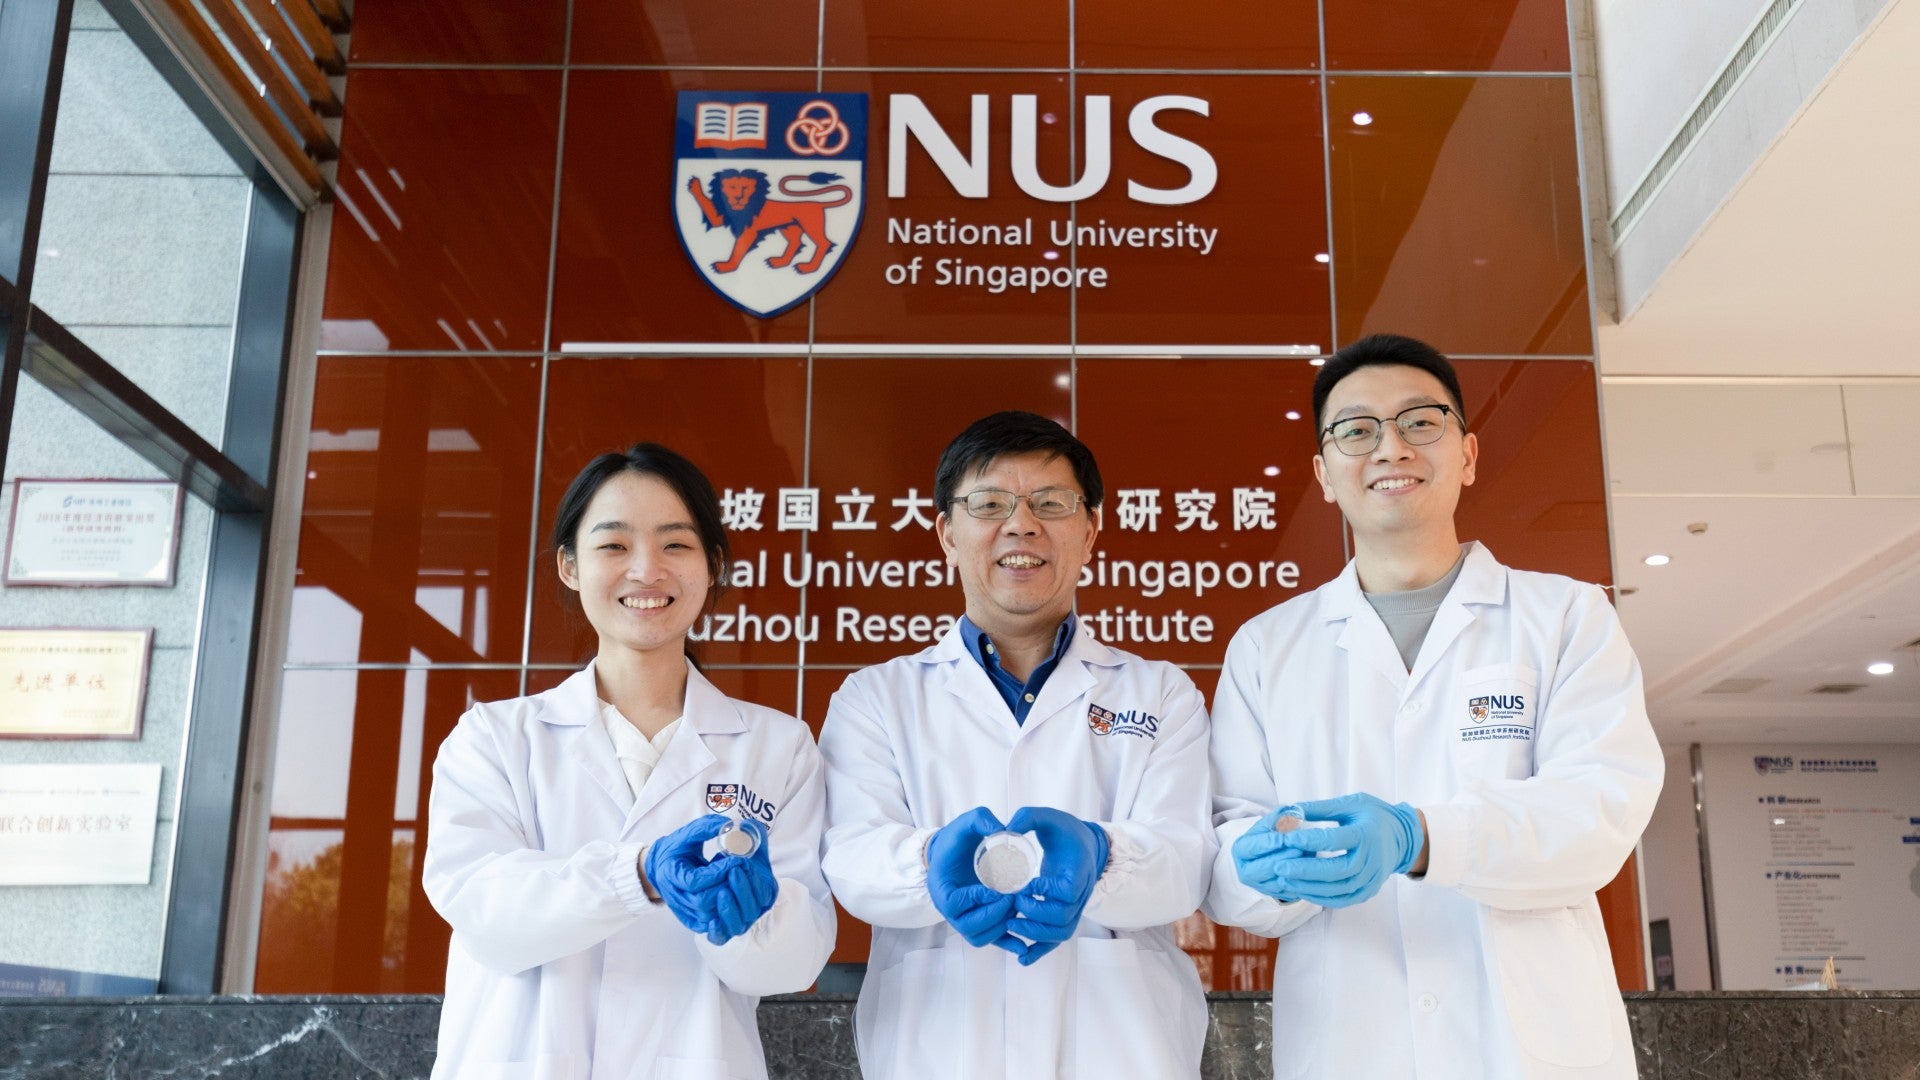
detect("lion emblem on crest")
[686,168,854,275]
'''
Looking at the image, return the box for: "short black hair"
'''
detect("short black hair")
[551,442,732,595]
[934,411,1103,518]
[1312,333,1468,433]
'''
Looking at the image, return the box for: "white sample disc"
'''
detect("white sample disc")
[975,831,1041,894]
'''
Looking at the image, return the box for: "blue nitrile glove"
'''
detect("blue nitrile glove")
[644,814,736,935]
[1006,807,1109,966]
[927,807,1019,950]
[1264,793,1423,908]
[1231,806,1314,902]
[705,819,778,946]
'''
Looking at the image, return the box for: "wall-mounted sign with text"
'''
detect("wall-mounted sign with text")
[4,479,183,587]
[0,628,153,740]
[0,763,163,886]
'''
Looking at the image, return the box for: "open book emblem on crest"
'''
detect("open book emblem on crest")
[674,92,868,318]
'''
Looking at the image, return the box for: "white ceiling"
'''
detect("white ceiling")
[1596,0,1920,377]
[1594,0,1920,744]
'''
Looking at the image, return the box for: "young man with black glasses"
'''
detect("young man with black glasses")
[819,410,1212,1079]
[1205,334,1663,1080]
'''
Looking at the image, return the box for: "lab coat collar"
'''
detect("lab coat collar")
[541,658,746,830]
[924,614,1121,737]
[1317,541,1505,622]
[1322,542,1509,690]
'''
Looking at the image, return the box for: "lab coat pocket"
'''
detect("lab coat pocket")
[1487,907,1612,1067]
[858,947,961,1080]
[1072,937,1197,1078]
[1267,915,1328,1080]
[1451,664,1541,782]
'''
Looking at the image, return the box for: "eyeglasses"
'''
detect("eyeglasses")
[1319,404,1458,457]
[951,488,1086,520]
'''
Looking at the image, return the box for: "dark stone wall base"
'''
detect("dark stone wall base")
[0,991,1914,1079]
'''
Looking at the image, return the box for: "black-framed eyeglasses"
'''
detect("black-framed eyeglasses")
[1319,403,1458,456]
[951,488,1086,520]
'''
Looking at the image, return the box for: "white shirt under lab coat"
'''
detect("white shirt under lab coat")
[423,661,836,1080]
[819,623,1214,1080]
[1205,543,1663,1080]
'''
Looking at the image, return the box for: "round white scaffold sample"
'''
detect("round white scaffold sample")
[975,831,1043,894]
[715,820,762,858]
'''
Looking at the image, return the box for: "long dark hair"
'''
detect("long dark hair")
[551,443,732,651]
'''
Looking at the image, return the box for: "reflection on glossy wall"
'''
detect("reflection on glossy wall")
[260,0,1632,993]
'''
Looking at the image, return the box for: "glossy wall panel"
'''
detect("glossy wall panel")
[274,0,1630,995]
[1328,77,1590,356]
[1324,0,1571,72]
[321,71,563,354]
[291,357,542,666]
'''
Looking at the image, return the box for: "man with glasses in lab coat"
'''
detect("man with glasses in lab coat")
[1206,334,1664,1079]
[819,410,1213,1080]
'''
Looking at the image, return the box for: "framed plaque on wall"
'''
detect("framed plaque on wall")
[4,479,184,587]
[0,628,153,740]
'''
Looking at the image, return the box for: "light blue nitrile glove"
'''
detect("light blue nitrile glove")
[927,807,1020,951]
[705,818,778,946]
[644,814,737,936]
[1263,793,1423,909]
[1006,806,1110,967]
[1231,806,1314,902]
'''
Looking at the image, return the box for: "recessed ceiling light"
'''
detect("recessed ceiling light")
[1643,554,1671,566]
[1867,661,1895,676]
[1352,112,1374,126]
[1309,358,1326,367]
[1263,465,1281,477]
[1313,253,1330,264]
[1284,410,1301,421]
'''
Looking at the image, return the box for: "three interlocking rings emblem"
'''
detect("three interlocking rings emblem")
[785,101,850,156]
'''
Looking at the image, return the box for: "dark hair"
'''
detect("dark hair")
[551,442,732,598]
[1312,333,1468,433]
[933,411,1104,517]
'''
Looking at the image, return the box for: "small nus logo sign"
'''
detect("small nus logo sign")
[674,91,868,319]
[1088,703,1159,739]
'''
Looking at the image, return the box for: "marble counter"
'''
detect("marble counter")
[0,991,1914,1078]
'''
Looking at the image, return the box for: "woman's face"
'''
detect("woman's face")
[556,470,715,659]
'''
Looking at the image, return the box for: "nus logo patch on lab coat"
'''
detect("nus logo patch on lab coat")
[1460,693,1531,742]
[707,782,778,823]
[1088,703,1159,739]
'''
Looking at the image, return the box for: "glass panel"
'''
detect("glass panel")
[572,0,819,66]
[289,356,542,666]
[1073,75,1329,349]
[822,0,1068,69]
[349,0,567,65]
[31,0,248,448]
[1075,0,1317,70]
[0,377,211,992]
[1328,77,1590,356]
[1326,0,1571,72]
[321,70,563,354]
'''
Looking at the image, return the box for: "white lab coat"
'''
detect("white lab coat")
[818,623,1214,1080]
[423,661,836,1080]
[1205,543,1663,1080]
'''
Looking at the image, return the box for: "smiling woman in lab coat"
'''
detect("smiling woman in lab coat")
[423,443,834,1080]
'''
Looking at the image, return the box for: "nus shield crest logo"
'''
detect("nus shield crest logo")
[706,783,740,813]
[674,91,868,318]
